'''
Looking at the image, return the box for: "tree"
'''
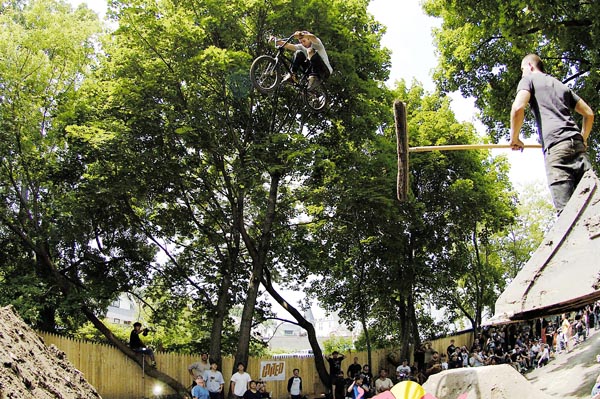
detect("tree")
[281,78,520,364]
[423,0,600,168]
[0,0,158,330]
[0,0,195,392]
[68,0,392,390]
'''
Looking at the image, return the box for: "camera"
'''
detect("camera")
[142,327,155,336]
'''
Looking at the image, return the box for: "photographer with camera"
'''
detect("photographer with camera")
[129,322,156,367]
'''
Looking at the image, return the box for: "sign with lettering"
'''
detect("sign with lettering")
[259,361,286,381]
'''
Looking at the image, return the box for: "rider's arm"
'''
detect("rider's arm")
[295,30,319,44]
[272,36,298,51]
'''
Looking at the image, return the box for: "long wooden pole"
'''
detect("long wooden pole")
[409,143,542,152]
[395,101,543,202]
[394,101,409,202]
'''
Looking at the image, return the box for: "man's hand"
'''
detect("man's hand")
[509,137,525,151]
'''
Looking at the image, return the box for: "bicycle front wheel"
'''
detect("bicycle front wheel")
[250,55,281,94]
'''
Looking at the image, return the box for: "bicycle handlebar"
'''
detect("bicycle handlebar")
[271,34,296,49]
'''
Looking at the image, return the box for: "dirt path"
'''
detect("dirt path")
[527,328,600,398]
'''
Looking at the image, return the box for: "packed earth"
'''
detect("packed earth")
[0,305,101,399]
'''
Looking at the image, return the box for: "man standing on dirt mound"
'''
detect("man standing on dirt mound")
[509,53,594,213]
[275,30,332,90]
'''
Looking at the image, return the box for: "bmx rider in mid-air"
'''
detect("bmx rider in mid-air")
[272,30,332,90]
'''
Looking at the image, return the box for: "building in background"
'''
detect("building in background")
[262,309,361,353]
[105,293,138,325]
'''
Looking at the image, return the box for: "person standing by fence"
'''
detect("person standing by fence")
[231,363,252,399]
[287,368,303,399]
[204,361,225,399]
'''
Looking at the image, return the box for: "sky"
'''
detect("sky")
[69,0,549,318]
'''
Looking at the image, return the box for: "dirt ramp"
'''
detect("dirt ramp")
[423,364,553,399]
[0,305,101,399]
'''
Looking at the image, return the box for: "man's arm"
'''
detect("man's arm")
[294,30,318,43]
[575,98,594,144]
[509,89,531,150]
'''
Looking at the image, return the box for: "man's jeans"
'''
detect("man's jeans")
[544,136,591,212]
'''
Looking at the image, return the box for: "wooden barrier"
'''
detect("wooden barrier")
[38,330,473,399]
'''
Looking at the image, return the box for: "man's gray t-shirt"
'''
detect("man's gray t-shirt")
[516,73,581,150]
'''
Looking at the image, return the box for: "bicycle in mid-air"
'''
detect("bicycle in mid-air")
[249,34,329,113]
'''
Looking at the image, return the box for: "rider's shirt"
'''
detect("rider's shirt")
[293,38,333,74]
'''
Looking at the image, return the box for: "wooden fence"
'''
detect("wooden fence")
[38,330,473,399]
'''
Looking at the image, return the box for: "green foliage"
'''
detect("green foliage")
[288,78,522,359]
[323,336,354,354]
[74,321,131,344]
[423,0,600,168]
[67,0,393,365]
[0,0,152,332]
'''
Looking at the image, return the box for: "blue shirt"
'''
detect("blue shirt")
[591,383,600,397]
[192,385,210,399]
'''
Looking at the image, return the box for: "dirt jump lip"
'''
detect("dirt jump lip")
[488,169,600,326]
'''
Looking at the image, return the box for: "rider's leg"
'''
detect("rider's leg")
[309,53,330,80]
[291,50,307,74]
[307,53,330,90]
[283,50,307,83]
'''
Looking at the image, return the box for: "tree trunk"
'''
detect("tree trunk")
[35,248,190,398]
[209,269,232,367]
[232,258,263,375]
[398,296,410,361]
[408,292,420,354]
[232,172,281,385]
[81,307,189,397]
[261,268,331,389]
[360,315,372,370]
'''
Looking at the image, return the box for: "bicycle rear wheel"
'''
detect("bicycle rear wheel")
[303,84,328,113]
[250,55,281,94]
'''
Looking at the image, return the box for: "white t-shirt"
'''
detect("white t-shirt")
[289,377,302,395]
[375,377,394,393]
[396,365,411,375]
[293,38,333,74]
[231,372,252,397]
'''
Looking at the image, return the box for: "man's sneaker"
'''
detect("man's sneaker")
[307,75,321,91]
[281,73,296,84]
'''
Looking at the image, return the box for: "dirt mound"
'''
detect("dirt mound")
[527,330,600,398]
[0,305,101,399]
[422,364,553,399]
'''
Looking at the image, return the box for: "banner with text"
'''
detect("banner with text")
[259,361,286,381]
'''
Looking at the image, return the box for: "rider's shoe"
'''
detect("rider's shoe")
[282,73,297,84]
[307,75,321,91]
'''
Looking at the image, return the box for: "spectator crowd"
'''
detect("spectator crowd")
[132,303,599,399]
